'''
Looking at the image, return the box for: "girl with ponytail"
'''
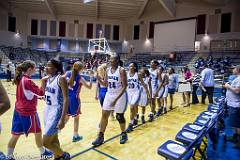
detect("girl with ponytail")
[64,61,93,142]
[7,60,52,160]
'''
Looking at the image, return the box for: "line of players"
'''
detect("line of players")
[92,53,179,146]
[2,52,179,160]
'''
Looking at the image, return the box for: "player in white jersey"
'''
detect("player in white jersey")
[42,59,70,160]
[126,63,148,132]
[148,60,161,122]
[0,81,11,159]
[92,53,128,146]
[155,66,169,115]
[138,68,151,124]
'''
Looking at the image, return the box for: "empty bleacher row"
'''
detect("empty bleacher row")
[124,52,196,68]
[0,45,58,64]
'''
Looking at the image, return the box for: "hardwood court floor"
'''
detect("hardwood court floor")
[0,80,207,160]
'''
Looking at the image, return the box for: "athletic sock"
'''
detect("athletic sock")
[99,132,104,137]
[7,148,14,157]
[74,132,79,137]
[38,147,45,154]
[130,120,134,124]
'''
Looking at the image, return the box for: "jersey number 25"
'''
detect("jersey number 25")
[45,95,52,105]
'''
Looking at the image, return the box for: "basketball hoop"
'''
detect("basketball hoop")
[88,35,110,54]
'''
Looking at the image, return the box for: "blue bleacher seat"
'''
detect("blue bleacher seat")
[157,140,193,160]
[158,96,226,160]
[182,123,204,134]
[175,130,199,145]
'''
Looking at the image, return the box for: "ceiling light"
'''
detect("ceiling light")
[83,0,95,4]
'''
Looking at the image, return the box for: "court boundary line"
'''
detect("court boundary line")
[70,134,122,159]
[70,147,94,159]
[70,113,165,159]
[92,148,119,160]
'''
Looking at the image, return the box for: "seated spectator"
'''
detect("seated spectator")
[224,65,240,148]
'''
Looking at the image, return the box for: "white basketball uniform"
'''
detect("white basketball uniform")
[43,75,63,136]
[149,68,158,98]
[103,66,127,113]
[127,72,141,106]
[139,77,149,107]
[158,73,168,98]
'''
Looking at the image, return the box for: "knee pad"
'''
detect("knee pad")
[116,113,125,123]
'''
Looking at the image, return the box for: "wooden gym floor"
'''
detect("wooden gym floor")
[0,80,207,160]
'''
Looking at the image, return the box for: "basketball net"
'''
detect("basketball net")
[90,48,96,57]
[99,30,103,38]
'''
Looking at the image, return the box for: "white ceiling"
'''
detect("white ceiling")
[0,0,229,20]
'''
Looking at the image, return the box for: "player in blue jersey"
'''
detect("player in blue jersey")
[95,63,108,107]
[65,61,93,142]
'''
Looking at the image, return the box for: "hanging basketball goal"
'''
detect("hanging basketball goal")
[88,30,111,55]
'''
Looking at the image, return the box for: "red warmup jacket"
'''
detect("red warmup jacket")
[15,75,44,116]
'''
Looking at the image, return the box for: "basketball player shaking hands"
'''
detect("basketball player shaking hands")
[126,62,149,132]
[148,60,161,122]
[7,60,52,160]
[65,61,93,143]
[92,52,128,146]
[42,59,70,160]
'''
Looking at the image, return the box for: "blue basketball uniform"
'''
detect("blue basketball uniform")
[11,110,41,136]
[98,83,107,107]
[43,75,63,136]
[66,71,82,117]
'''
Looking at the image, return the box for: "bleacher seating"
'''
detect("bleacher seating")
[124,52,196,68]
[157,96,226,160]
[0,45,58,65]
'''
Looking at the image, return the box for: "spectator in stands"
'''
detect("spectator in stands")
[200,64,214,104]
[182,66,192,107]
[39,64,44,79]
[6,64,11,82]
[225,65,240,148]
[176,54,182,64]
[191,69,201,104]
[206,55,213,66]
[228,74,237,84]
[223,56,231,67]
[167,67,178,109]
